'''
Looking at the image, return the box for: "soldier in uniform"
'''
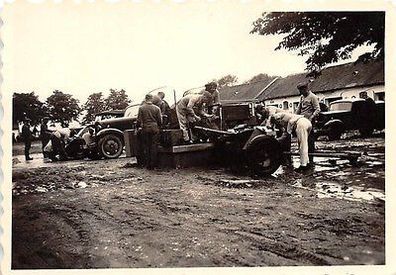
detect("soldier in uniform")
[137,94,162,169]
[295,82,320,164]
[204,82,220,113]
[176,91,213,143]
[21,118,33,161]
[269,112,312,172]
[157,91,171,127]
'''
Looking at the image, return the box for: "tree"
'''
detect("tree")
[13,92,48,125]
[251,12,385,71]
[216,75,238,89]
[82,92,107,124]
[105,89,131,110]
[245,73,276,84]
[46,90,81,127]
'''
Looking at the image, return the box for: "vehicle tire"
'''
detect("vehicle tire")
[245,135,282,176]
[98,134,124,159]
[359,127,373,137]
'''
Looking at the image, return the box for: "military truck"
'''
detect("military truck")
[315,98,385,140]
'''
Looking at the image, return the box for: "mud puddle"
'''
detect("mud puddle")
[292,178,385,203]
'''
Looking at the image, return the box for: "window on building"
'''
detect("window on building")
[283,101,289,110]
[293,102,299,113]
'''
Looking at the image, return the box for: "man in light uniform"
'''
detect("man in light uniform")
[295,82,320,163]
[269,112,312,172]
[176,91,213,143]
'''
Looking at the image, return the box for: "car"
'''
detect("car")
[94,110,125,121]
[64,104,141,160]
[315,98,385,140]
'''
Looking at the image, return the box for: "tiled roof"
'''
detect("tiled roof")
[257,60,384,101]
[219,77,278,102]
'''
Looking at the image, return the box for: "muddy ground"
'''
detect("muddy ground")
[11,134,385,268]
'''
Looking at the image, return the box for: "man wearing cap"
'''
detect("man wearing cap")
[176,91,213,143]
[21,118,33,161]
[295,82,320,163]
[137,94,162,169]
[205,82,221,115]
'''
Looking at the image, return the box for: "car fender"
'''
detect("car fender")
[322,119,345,133]
[97,128,124,140]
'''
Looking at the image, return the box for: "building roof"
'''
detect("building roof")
[219,77,278,102]
[258,60,384,101]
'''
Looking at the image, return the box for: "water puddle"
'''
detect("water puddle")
[293,179,385,203]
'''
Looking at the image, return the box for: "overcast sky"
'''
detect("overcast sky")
[2,1,370,104]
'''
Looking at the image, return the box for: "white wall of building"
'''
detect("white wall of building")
[264,84,385,113]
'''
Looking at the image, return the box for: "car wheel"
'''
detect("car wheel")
[245,135,282,176]
[98,134,124,159]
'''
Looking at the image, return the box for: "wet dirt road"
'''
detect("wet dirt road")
[11,136,385,268]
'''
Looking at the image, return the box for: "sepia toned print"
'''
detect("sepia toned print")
[1,1,394,275]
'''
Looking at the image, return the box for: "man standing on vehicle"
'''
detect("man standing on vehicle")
[176,91,213,143]
[157,91,171,127]
[295,82,320,164]
[21,118,33,161]
[137,94,162,169]
[205,81,221,117]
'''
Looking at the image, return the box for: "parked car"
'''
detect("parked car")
[315,98,385,140]
[94,110,125,121]
[65,104,141,159]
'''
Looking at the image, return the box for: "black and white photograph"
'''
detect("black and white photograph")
[1,1,394,274]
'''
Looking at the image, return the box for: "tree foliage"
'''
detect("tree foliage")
[216,75,238,89]
[105,89,131,110]
[13,92,48,125]
[251,12,385,70]
[46,90,81,127]
[83,92,106,124]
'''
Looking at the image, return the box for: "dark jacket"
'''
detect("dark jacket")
[137,102,162,131]
[21,124,32,142]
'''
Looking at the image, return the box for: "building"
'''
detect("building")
[219,76,279,103]
[220,60,385,113]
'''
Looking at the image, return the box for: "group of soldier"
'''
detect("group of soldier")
[20,117,70,161]
[20,81,320,173]
[136,82,219,169]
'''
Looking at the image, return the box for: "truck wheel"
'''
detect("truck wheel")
[98,134,124,159]
[245,135,282,176]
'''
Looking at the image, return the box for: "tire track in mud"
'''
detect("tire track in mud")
[234,231,332,265]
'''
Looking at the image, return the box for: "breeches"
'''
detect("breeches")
[295,118,312,166]
[176,107,194,141]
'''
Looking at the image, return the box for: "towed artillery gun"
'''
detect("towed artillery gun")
[126,100,287,176]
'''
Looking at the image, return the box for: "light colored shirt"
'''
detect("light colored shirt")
[176,94,208,117]
[296,91,320,120]
[271,112,304,134]
[260,106,285,127]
